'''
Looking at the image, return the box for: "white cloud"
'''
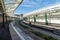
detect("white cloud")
[35,0,42,2]
[21,0,43,7]
[21,0,60,8]
[21,4,34,7]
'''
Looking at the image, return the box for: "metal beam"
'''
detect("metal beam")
[13,0,23,13]
[1,0,5,13]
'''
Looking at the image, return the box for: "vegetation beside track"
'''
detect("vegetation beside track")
[19,22,57,40]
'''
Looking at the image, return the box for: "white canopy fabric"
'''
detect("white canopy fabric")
[4,0,23,17]
[24,4,60,17]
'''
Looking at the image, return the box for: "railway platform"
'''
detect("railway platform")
[0,21,12,40]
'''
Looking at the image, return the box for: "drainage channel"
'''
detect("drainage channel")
[11,22,33,40]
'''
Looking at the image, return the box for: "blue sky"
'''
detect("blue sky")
[14,0,60,14]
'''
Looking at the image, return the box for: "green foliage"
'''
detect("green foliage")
[19,23,57,40]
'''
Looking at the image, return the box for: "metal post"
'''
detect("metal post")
[34,16,36,23]
[29,17,30,22]
[45,13,48,25]
[2,13,4,28]
[6,16,7,24]
[49,12,51,24]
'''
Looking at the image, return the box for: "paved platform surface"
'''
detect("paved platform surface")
[0,21,12,40]
[9,22,21,40]
[10,21,37,40]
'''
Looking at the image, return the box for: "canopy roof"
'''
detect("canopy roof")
[0,0,23,17]
[24,4,60,17]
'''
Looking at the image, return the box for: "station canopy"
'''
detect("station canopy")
[3,0,23,17]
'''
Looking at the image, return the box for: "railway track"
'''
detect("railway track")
[22,22,60,36]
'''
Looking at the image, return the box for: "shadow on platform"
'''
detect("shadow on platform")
[0,21,12,40]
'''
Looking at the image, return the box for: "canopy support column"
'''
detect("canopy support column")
[45,13,48,25]
[2,13,4,28]
[6,16,7,24]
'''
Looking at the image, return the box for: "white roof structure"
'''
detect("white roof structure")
[3,0,23,17]
[24,4,60,17]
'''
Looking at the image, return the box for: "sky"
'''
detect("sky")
[14,0,60,14]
